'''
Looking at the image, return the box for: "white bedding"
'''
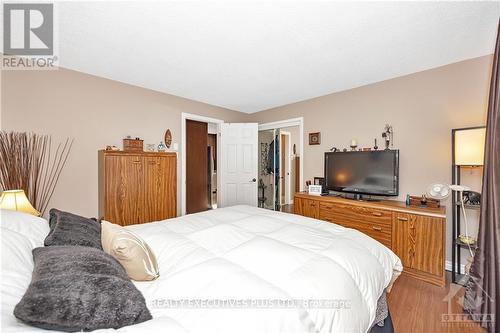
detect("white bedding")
[1,206,402,333]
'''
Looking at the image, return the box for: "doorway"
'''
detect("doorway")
[257,123,301,212]
[182,113,223,215]
[207,132,217,209]
[186,119,208,214]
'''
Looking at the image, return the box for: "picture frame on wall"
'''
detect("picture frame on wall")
[309,132,321,145]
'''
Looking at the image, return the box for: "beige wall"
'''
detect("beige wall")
[0,67,246,217]
[247,55,492,263]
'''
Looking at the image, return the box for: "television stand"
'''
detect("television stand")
[293,192,446,287]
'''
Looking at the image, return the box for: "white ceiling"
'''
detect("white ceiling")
[42,2,500,112]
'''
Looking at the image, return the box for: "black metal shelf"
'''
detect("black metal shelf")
[454,238,478,250]
[451,126,484,285]
[451,166,480,285]
[454,272,471,287]
[455,202,481,210]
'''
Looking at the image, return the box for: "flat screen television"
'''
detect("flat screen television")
[324,150,399,197]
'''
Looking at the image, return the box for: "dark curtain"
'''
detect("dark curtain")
[464,22,500,333]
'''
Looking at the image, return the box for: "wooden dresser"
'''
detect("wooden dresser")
[294,193,446,286]
[98,150,177,225]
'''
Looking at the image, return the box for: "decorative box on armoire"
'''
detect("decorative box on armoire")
[98,150,177,225]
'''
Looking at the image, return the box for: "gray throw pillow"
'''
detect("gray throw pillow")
[44,209,102,249]
[14,245,152,332]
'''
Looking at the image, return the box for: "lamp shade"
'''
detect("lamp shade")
[454,127,486,166]
[0,190,40,216]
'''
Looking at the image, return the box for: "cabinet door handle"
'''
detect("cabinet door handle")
[397,217,408,221]
[131,160,142,164]
[372,226,382,231]
[372,212,383,217]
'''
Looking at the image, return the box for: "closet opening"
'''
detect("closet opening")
[258,125,301,213]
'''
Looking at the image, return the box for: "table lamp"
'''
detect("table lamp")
[0,190,40,216]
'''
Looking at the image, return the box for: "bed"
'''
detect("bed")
[1,205,402,333]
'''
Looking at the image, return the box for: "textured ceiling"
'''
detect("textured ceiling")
[15,2,500,112]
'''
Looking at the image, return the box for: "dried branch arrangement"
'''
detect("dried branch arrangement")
[0,131,73,215]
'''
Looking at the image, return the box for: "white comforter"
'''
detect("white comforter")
[1,206,402,333]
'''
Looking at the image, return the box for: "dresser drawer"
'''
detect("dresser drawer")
[319,202,392,248]
[319,202,392,226]
[328,217,391,248]
[359,223,392,248]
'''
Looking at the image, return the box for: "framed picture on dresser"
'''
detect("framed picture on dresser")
[314,177,325,186]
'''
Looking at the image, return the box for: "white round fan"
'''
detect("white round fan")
[427,183,451,199]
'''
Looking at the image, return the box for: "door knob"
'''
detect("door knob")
[251,178,256,182]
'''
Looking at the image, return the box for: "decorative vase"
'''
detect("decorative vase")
[158,141,166,152]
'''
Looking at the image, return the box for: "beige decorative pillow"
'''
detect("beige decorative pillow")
[101,220,159,281]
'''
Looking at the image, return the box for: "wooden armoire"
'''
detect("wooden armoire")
[98,150,177,225]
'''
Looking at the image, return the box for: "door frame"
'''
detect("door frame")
[258,117,304,199]
[181,112,224,216]
[279,130,292,205]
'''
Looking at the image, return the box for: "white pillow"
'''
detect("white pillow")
[1,210,49,331]
[0,209,50,247]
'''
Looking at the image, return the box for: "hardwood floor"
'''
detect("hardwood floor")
[280,204,294,213]
[388,273,485,333]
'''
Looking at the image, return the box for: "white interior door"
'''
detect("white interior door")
[219,123,258,207]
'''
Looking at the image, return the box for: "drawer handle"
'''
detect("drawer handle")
[372,226,382,231]
[372,212,383,217]
[310,204,316,207]
[397,217,408,221]
[131,161,142,164]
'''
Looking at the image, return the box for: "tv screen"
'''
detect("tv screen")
[324,150,399,196]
